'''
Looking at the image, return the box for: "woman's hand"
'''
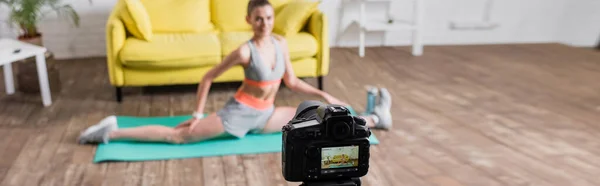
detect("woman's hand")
[323,93,349,106]
[187,118,202,133]
[175,118,202,133]
[175,118,194,129]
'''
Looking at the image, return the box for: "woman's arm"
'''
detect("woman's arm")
[284,73,326,97]
[181,46,248,132]
[279,38,324,97]
[278,37,348,106]
[195,46,249,114]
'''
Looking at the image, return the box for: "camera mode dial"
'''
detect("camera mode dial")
[356,117,367,126]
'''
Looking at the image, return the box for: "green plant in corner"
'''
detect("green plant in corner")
[0,0,86,45]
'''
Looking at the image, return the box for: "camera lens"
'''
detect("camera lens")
[332,121,351,139]
[293,100,325,120]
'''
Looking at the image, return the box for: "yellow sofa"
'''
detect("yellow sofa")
[106,0,330,102]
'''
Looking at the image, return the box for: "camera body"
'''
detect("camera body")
[282,101,371,182]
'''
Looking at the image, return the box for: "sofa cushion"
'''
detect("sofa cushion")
[285,32,319,60]
[119,0,153,41]
[219,32,318,60]
[140,0,213,33]
[270,0,292,13]
[120,33,221,68]
[273,1,319,36]
[121,57,318,86]
[290,57,318,77]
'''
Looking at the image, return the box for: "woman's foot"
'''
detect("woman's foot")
[78,115,118,144]
[372,88,392,129]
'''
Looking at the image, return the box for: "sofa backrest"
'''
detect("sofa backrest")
[115,0,293,34]
[210,0,291,32]
[140,0,213,33]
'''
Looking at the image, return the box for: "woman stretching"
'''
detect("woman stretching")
[78,0,392,144]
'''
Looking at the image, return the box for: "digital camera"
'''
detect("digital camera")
[282,100,371,183]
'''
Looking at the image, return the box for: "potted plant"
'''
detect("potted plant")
[1,0,82,46]
[0,0,85,94]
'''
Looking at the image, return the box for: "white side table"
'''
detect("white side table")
[0,38,52,107]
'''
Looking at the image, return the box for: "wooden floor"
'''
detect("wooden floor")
[1,44,600,186]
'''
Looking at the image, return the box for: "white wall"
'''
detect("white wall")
[1,0,598,59]
[557,0,600,47]
[330,0,600,47]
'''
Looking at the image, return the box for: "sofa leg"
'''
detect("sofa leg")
[318,76,324,90]
[116,87,123,103]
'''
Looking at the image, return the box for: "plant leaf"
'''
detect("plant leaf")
[44,0,80,27]
[60,4,79,27]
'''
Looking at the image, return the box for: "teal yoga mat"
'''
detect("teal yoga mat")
[93,107,379,163]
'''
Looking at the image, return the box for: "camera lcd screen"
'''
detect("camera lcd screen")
[321,145,359,169]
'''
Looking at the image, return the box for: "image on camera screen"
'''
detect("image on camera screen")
[321,145,359,169]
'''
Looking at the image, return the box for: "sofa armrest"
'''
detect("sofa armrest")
[308,10,329,76]
[106,18,126,86]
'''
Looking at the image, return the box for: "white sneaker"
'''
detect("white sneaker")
[378,88,392,110]
[78,115,118,144]
[373,88,392,129]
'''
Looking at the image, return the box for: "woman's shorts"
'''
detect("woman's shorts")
[217,97,275,138]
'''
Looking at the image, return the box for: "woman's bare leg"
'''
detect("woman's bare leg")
[78,113,227,144]
[260,107,378,133]
[261,106,297,133]
[181,113,231,143]
[109,125,182,143]
[109,113,227,143]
